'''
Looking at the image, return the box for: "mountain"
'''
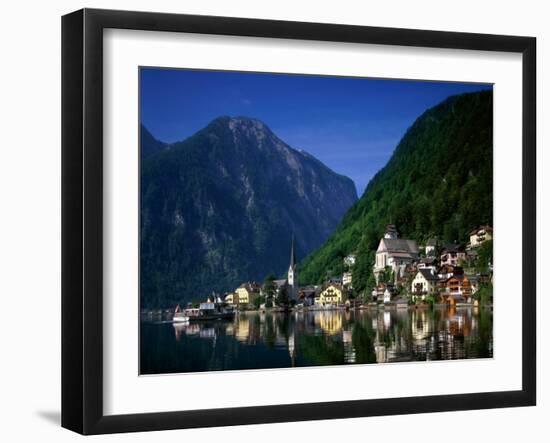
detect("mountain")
[140,116,358,307]
[299,91,493,292]
[140,124,167,159]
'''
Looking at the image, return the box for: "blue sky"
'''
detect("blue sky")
[140,68,492,195]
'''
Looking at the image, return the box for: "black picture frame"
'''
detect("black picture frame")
[62,8,536,435]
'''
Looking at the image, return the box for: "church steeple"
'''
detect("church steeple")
[289,234,296,269]
[288,235,297,290]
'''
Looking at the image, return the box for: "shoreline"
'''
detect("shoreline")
[140,302,493,319]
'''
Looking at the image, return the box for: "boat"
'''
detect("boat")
[184,297,235,322]
[171,304,190,323]
[172,312,190,323]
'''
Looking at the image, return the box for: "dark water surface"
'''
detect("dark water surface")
[140,306,493,374]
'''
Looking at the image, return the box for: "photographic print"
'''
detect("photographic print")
[139,68,494,375]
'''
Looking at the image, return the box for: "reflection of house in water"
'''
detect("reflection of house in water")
[342,329,356,363]
[411,310,432,341]
[316,311,343,335]
[373,309,423,363]
[235,317,251,343]
[383,311,391,329]
[165,305,490,370]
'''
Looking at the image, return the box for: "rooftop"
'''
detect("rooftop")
[418,268,439,281]
[380,238,419,254]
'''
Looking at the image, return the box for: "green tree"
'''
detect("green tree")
[277,285,290,308]
[474,283,493,306]
[476,240,493,274]
[253,295,265,310]
[299,91,493,286]
[262,273,276,306]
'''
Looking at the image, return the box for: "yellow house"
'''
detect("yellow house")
[234,283,261,306]
[315,284,344,306]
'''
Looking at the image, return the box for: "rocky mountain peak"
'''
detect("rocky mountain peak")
[140,117,358,307]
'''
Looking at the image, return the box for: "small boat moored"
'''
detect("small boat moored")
[172,304,190,323]
[173,296,235,322]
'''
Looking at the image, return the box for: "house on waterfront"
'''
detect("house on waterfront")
[383,286,397,303]
[440,243,466,266]
[468,225,493,249]
[298,285,320,306]
[234,282,261,307]
[411,268,439,301]
[371,282,396,303]
[315,284,345,306]
[373,224,419,283]
[439,275,473,304]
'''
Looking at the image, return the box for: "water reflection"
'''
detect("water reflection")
[140,307,493,374]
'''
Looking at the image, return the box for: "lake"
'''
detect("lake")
[140,306,493,374]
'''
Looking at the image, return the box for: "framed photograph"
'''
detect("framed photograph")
[62,8,536,435]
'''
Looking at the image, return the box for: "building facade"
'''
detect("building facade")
[234,282,261,306]
[469,225,493,248]
[373,224,419,283]
[440,244,467,266]
[411,268,440,300]
[440,275,472,303]
[342,271,353,287]
[315,284,344,306]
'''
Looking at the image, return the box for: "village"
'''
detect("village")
[219,224,493,312]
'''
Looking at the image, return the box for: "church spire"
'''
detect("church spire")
[289,234,296,269]
[288,235,297,291]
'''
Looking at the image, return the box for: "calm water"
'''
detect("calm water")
[140,306,493,374]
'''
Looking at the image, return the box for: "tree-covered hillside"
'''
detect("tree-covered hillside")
[298,91,493,293]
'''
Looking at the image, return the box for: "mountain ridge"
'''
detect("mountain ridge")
[140,116,358,307]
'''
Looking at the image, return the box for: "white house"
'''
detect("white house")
[342,271,353,287]
[411,268,439,301]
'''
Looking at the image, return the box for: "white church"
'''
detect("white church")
[373,224,419,283]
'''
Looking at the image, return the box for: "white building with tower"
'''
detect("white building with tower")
[373,224,419,283]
